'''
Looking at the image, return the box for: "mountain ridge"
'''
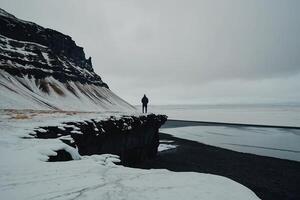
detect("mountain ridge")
[0,8,135,112]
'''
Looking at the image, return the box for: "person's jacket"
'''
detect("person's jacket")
[142,96,149,105]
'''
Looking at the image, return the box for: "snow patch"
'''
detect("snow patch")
[158,143,178,152]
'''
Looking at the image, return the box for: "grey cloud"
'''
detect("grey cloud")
[1,0,300,104]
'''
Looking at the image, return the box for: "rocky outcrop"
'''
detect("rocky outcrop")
[32,114,168,165]
[0,8,101,85]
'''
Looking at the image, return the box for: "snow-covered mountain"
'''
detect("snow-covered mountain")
[0,8,135,112]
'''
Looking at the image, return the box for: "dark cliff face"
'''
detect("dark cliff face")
[32,114,168,165]
[0,8,107,87]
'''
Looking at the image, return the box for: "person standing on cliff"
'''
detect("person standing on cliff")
[141,94,149,113]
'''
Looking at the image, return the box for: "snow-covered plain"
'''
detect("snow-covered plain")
[162,125,300,162]
[0,110,260,200]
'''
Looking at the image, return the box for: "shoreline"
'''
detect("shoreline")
[133,132,300,200]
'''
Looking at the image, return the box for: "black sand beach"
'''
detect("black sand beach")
[134,122,300,200]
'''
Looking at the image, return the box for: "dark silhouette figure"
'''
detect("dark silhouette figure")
[141,94,149,113]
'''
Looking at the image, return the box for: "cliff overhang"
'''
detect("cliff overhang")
[31,114,168,165]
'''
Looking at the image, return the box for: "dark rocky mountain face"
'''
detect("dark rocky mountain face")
[0,8,134,111]
[0,8,106,87]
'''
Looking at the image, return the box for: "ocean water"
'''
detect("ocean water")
[149,104,300,127]
[148,104,300,161]
[161,125,300,161]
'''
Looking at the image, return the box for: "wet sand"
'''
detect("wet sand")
[135,131,300,200]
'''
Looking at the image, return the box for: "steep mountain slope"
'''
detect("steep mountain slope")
[0,8,135,111]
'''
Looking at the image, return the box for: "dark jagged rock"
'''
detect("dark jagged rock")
[32,114,168,165]
[48,150,73,162]
[0,8,106,87]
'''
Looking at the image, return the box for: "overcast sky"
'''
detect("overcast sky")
[1,0,300,105]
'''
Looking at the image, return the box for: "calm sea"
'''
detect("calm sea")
[147,104,300,127]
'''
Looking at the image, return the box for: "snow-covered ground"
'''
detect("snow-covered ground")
[0,110,260,200]
[162,125,300,162]
[150,104,300,127]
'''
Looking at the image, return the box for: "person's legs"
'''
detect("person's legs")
[142,105,146,113]
[142,105,144,113]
